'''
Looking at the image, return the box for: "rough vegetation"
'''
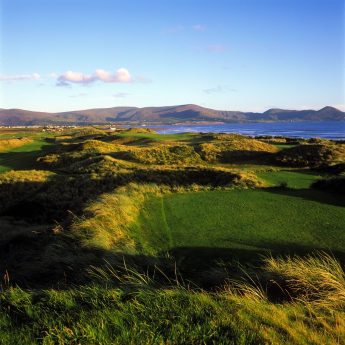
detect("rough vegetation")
[198,138,278,163]
[275,142,345,167]
[0,127,344,344]
[0,138,33,152]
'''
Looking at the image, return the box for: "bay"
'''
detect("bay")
[149,121,345,140]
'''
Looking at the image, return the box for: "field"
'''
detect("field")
[0,127,344,344]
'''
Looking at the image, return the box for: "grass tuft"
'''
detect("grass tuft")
[264,252,345,307]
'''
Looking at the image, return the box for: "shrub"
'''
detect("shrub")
[311,176,345,194]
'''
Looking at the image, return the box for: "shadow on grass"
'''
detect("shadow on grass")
[264,186,345,208]
[0,145,54,171]
[0,168,242,223]
[1,218,345,290]
[0,172,344,290]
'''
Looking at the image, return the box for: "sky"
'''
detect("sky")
[0,0,344,112]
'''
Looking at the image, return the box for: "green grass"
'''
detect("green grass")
[138,189,345,258]
[1,253,344,345]
[2,286,260,345]
[257,170,321,188]
[0,128,344,344]
[0,139,51,173]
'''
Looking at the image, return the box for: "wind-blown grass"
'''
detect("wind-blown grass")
[264,252,345,307]
[1,253,344,345]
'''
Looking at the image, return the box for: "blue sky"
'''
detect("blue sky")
[0,0,344,112]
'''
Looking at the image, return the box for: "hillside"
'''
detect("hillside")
[0,105,344,125]
[0,127,344,344]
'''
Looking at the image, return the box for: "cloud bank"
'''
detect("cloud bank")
[57,68,133,86]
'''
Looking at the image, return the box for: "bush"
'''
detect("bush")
[311,176,345,194]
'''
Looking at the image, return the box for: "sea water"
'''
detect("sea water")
[150,121,345,140]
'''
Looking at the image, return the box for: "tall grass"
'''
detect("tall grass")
[72,183,167,252]
[264,252,345,308]
[1,253,344,344]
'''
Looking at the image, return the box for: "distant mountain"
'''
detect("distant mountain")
[0,105,344,126]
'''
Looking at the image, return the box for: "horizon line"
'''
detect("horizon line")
[0,104,343,114]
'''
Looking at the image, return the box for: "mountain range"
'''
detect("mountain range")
[0,105,344,126]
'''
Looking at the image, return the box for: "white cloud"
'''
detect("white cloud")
[56,68,133,86]
[95,68,132,83]
[0,73,40,81]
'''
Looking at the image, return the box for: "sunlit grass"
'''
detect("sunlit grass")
[1,253,344,345]
[257,169,321,188]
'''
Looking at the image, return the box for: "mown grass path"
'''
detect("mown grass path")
[160,196,174,248]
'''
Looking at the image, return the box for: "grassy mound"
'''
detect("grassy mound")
[198,139,278,163]
[37,140,125,169]
[72,184,164,253]
[0,169,54,183]
[0,138,33,152]
[68,155,134,174]
[0,170,55,211]
[68,127,107,140]
[121,145,204,165]
[275,142,345,167]
[77,140,121,154]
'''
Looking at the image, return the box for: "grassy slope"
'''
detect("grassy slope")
[138,189,345,258]
[257,170,321,188]
[0,138,51,173]
[1,129,344,344]
[2,282,343,345]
